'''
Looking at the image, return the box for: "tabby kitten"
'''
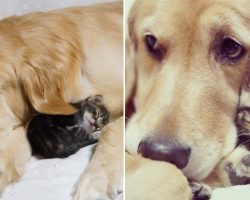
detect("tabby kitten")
[236,107,250,150]
[27,95,109,158]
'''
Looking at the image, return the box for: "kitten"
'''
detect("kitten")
[27,95,109,158]
[236,107,250,150]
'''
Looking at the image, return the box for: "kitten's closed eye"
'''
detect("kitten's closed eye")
[99,113,105,117]
[95,110,100,119]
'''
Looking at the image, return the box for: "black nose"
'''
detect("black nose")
[138,136,191,169]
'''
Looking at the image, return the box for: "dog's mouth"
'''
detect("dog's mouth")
[126,124,224,181]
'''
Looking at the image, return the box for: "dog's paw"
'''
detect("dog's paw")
[190,182,211,200]
[72,168,120,200]
[0,154,21,193]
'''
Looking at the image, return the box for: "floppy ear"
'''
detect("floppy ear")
[125,39,136,103]
[19,51,77,115]
[127,0,139,50]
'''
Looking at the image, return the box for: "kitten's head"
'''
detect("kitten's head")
[82,95,109,132]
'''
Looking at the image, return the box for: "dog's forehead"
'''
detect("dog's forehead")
[135,0,250,45]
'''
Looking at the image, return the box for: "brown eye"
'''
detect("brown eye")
[145,35,158,51]
[145,34,165,60]
[220,38,245,62]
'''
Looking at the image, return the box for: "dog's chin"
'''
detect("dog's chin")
[183,164,214,181]
[182,149,221,181]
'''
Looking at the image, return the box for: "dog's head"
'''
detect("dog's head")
[126,0,250,181]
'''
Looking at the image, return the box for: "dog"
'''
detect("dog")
[0,1,123,199]
[126,0,250,196]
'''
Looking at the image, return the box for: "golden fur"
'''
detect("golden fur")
[126,0,250,194]
[0,2,123,199]
[126,153,192,200]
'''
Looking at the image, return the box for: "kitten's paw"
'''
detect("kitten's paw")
[190,182,211,200]
[91,131,102,140]
[224,154,250,185]
[225,154,250,177]
[224,146,250,177]
[223,146,250,185]
[72,168,119,200]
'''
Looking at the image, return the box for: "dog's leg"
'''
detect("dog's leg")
[0,127,31,192]
[72,117,123,200]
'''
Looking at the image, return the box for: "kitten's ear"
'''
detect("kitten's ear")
[93,95,103,103]
[86,95,103,103]
[19,53,77,115]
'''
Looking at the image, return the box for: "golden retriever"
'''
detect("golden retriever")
[0,1,123,200]
[126,0,250,197]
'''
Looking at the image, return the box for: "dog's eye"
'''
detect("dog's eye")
[145,35,166,60]
[146,35,158,51]
[220,38,245,62]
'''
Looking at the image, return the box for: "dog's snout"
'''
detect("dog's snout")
[138,137,191,169]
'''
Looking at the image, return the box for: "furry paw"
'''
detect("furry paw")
[0,153,22,193]
[72,167,120,200]
[225,154,250,176]
[190,182,211,200]
[224,146,250,184]
[224,152,250,184]
[0,127,31,193]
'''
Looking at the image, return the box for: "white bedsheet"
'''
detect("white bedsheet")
[1,142,250,200]
[2,145,94,200]
[2,145,123,200]
[212,185,250,200]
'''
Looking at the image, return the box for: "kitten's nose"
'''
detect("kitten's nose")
[138,136,191,169]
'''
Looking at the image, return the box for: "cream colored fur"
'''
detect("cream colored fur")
[126,153,192,200]
[126,0,250,196]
